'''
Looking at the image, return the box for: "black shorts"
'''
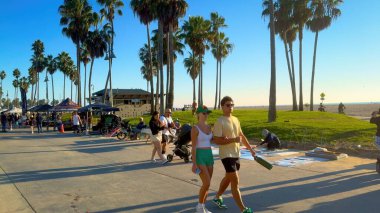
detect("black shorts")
[221,158,240,173]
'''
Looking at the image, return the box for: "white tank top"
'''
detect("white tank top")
[195,125,213,148]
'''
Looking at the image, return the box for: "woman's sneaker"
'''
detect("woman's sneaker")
[195,203,212,213]
[212,197,227,209]
[242,207,253,213]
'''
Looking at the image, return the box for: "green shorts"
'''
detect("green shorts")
[196,148,214,166]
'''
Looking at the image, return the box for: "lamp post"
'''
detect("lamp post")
[104,48,116,107]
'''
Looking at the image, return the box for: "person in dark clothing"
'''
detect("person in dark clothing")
[1,112,7,132]
[36,112,43,133]
[370,110,380,173]
[149,111,168,164]
[260,129,281,150]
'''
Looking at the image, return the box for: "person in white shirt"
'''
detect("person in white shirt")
[160,108,174,155]
[72,111,82,134]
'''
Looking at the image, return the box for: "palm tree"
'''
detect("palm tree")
[182,16,212,106]
[210,12,227,109]
[184,52,201,104]
[59,0,94,106]
[139,43,158,114]
[97,0,124,107]
[31,40,46,103]
[131,0,156,113]
[0,70,6,107]
[165,0,188,109]
[263,0,298,111]
[81,46,91,106]
[307,0,342,111]
[12,68,21,99]
[46,55,58,106]
[211,32,233,109]
[28,67,37,106]
[293,0,311,111]
[57,52,70,100]
[85,28,108,105]
[268,0,277,122]
[12,79,19,103]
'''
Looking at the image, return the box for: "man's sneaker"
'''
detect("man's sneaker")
[242,207,253,213]
[212,197,227,209]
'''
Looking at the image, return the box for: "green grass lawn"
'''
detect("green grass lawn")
[127,109,376,150]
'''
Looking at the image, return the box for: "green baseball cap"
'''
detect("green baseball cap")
[196,105,212,114]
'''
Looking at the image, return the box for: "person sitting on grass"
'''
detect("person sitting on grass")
[260,129,281,151]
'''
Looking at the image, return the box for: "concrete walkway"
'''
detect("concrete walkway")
[1,129,380,213]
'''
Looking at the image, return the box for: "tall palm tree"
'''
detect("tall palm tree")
[139,43,158,114]
[210,12,227,109]
[57,52,70,100]
[182,16,212,106]
[307,0,342,110]
[293,0,311,111]
[28,67,37,106]
[264,0,277,122]
[97,0,124,107]
[12,68,21,99]
[81,46,91,106]
[263,0,298,111]
[211,32,233,109]
[19,76,30,112]
[0,70,6,107]
[46,55,58,106]
[12,79,19,103]
[59,0,94,106]
[131,0,156,113]
[31,40,46,103]
[85,28,108,105]
[184,52,201,104]
[165,0,188,109]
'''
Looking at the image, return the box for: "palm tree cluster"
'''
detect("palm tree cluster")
[263,0,342,113]
[131,0,233,114]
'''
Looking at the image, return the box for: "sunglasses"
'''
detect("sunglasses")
[201,112,209,116]
[225,103,235,108]
[165,112,171,114]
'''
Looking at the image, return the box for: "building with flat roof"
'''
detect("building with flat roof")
[92,89,158,118]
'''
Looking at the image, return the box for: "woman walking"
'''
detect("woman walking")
[191,105,214,213]
[149,111,168,164]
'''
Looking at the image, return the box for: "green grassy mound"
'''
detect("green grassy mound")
[127,109,377,149]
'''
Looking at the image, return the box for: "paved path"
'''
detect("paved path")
[1,129,380,213]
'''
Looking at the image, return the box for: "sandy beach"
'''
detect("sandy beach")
[240,103,380,120]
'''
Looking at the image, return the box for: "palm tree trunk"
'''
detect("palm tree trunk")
[158,20,164,114]
[146,23,155,114]
[214,59,219,110]
[197,57,201,106]
[31,84,34,106]
[88,58,95,105]
[103,67,110,104]
[36,73,39,103]
[150,78,154,114]
[165,38,169,109]
[76,42,82,107]
[63,74,66,100]
[310,31,319,111]
[71,80,73,101]
[109,58,113,107]
[200,55,204,106]
[268,0,276,122]
[298,27,304,111]
[193,78,196,105]
[45,71,48,104]
[283,39,297,111]
[289,42,297,109]
[168,23,175,110]
[84,63,87,106]
[218,58,222,109]
[51,74,55,106]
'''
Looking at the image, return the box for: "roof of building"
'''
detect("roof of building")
[93,89,150,96]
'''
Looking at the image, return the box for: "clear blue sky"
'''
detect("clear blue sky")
[0,0,379,107]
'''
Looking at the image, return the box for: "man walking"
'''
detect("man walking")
[1,112,7,132]
[212,96,256,213]
[36,112,43,133]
